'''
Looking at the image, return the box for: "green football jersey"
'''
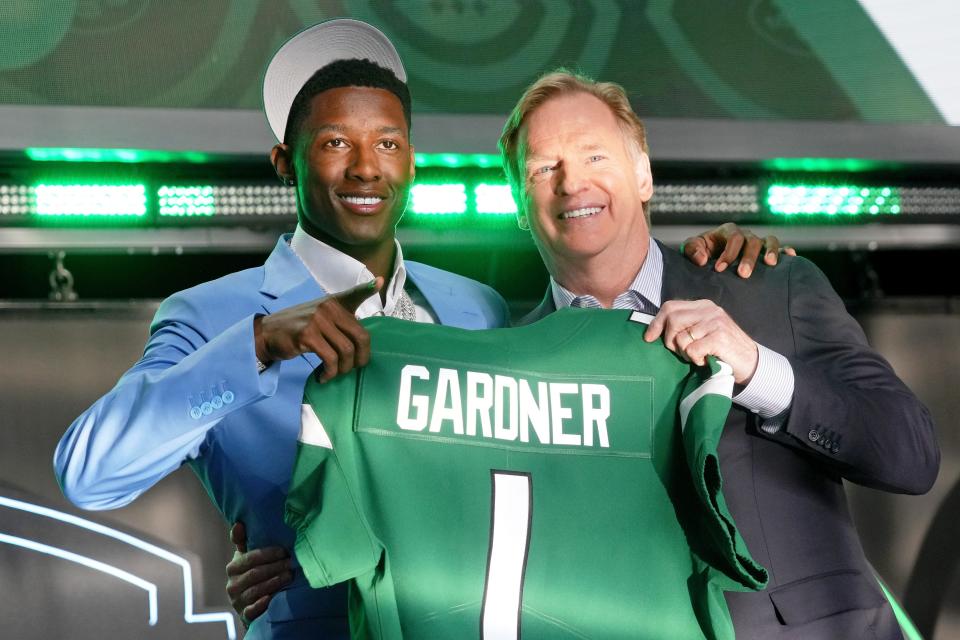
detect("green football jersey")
[285,308,767,639]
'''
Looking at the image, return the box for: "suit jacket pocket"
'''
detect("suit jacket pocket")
[768,570,885,626]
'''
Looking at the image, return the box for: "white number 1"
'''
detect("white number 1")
[480,471,533,640]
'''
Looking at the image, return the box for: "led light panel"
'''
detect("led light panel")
[767,185,900,216]
[475,184,517,215]
[652,184,759,214]
[0,185,31,216]
[158,185,296,217]
[410,184,467,215]
[34,184,147,217]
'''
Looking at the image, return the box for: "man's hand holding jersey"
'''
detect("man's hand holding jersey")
[644,300,759,386]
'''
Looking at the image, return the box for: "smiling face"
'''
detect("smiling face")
[519,91,653,279]
[272,85,415,270]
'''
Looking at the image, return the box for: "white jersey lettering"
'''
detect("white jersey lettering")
[395,365,611,449]
[430,368,465,434]
[397,364,430,431]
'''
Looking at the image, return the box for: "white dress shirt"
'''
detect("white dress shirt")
[290,225,437,324]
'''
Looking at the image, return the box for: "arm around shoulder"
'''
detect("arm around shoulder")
[779,258,939,494]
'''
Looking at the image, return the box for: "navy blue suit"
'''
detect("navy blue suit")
[522,241,938,639]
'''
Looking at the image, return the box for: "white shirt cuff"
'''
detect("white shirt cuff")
[732,344,794,427]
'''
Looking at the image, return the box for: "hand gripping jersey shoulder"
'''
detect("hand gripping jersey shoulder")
[285,308,767,640]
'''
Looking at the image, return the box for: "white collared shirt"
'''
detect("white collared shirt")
[290,225,436,323]
[550,237,794,425]
[551,238,664,312]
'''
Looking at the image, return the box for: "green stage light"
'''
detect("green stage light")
[762,158,886,173]
[410,184,467,215]
[158,186,215,217]
[415,153,501,169]
[475,183,517,215]
[767,185,900,216]
[26,147,211,163]
[34,184,147,217]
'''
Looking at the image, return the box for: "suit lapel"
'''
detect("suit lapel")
[405,265,456,325]
[406,262,490,329]
[259,235,327,370]
[519,289,555,326]
[657,239,725,307]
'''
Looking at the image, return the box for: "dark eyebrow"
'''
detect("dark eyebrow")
[308,124,404,138]
[305,124,345,140]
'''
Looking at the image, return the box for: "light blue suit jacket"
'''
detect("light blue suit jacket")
[54,235,509,639]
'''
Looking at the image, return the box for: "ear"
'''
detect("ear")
[634,152,654,202]
[270,143,295,184]
[408,144,416,181]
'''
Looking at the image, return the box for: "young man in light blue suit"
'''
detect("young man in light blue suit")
[54,20,509,640]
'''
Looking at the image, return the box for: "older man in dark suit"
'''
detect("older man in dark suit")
[500,69,939,639]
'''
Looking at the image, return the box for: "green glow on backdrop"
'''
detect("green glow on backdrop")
[762,158,887,173]
[27,148,211,163]
[414,153,501,169]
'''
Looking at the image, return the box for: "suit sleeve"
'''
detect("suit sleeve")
[53,292,281,509]
[778,257,939,494]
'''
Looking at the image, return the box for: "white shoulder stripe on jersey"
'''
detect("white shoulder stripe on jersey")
[628,311,655,325]
[300,403,333,449]
[679,360,734,432]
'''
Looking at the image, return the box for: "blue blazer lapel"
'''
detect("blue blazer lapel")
[405,261,487,328]
[258,235,327,370]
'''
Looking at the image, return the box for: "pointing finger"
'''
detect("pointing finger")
[334,277,383,315]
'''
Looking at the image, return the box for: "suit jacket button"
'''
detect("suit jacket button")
[211,395,224,409]
[189,406,202,420]
[222,390,235,404]
[807,429,820,442]
[831,444,840,454]
[201,401,213,415]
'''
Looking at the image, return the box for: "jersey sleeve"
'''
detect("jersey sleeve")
[680,357,768,592]
[284,390,383,589]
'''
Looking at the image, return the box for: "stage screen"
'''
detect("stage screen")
[1,0,958,157]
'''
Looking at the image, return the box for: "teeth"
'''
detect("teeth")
[560,206,602,220]
[341,196,384,205]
